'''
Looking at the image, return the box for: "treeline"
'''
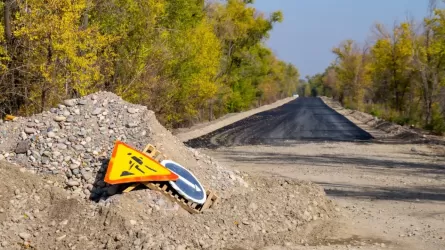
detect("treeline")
[308,1,445,134]
[0,0,299,128]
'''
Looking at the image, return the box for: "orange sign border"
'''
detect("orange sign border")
[104,141,178,185]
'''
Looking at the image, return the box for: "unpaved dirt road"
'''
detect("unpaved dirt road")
[185,97,445,250]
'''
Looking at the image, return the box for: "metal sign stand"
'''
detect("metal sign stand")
[121,144,219,214]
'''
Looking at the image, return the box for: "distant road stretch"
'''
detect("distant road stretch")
[186,97,373,148]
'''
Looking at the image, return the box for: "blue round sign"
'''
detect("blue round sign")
[161,160,207,204]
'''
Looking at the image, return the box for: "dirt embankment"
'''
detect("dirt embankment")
[320,96,445,144]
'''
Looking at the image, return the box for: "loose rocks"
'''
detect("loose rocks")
[64,99,77,107]
[54,116,66,122]
[0,91,246,201]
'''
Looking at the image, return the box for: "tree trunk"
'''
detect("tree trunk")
[4,0,12,44]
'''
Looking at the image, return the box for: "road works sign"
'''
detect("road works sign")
[161,160,207,204]
[104,141,178,185]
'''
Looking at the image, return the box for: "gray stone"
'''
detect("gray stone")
[26,122,37,128]
[42,151,51,157]
[63,99,77,107]
[72,169,80,175]
[78,130,87,137]
[62,110,71,117]
[32,151,40,159]
[74,145,84,151]
[78,99,87,105]
[127,108,138,114]
[41,157,50,165]
[66,171,73,178]
[67,180,80,187]
[19,232,31,240]
[47,131,56,138]
[66,116,74,122]
[73,109,80,115]
[15,140,30,154]
[24,127,36,134]
[29,155,36,162]
[56,143,68,150]
[92,108,102,115]
[20,131,27,140]
[127,122,138,128]
[70,164,79,170]
[54,116,66,122]
[81,170,93,181]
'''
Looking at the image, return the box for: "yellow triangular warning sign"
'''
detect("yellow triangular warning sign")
[104,141,178,185]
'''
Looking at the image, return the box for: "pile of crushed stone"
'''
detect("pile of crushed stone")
[0,92,246,200]
[0,161,337,250]
[0,92,338,249]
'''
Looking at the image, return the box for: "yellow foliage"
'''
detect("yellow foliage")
[14,0,114,111]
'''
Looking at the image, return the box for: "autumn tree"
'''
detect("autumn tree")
[0,0,298,129]
[370,22,416,113]
[332,40,371,110]
[413,1,445,130]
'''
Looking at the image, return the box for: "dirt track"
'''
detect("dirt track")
[185,97,445,250]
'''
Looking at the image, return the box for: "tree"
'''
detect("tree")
[414,3,445,126]
[13,0,113,113]
[370,22,415,112]
[332,40,371,109]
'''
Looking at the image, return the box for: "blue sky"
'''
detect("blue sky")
[253,0,431,78]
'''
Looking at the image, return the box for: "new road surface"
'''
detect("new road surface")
[186,97,373,148]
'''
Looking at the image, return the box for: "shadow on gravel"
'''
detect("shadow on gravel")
[223,151,445,177]
[186,98,374,149]
[89,158,129,202]
[318,182,445,202]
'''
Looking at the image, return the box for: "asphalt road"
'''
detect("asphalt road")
[186,97,373,148]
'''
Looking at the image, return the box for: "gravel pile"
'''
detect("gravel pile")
[0,92,246,200]
[0,92,339,249]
